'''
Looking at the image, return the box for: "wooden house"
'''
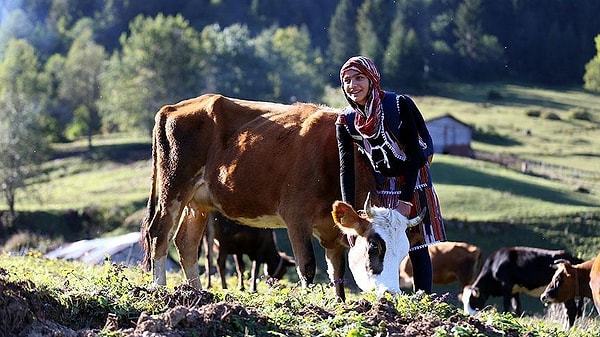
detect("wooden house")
[426,114,473,157]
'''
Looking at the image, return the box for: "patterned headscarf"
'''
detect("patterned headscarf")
[340,56,385,138]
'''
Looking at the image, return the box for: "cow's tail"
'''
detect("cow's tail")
[140,113,165,272]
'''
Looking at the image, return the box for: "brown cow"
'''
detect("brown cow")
[203,211,295,292]
[540,258,595,306]
[590,253,600,315]
[399,241,482,292]
[140,94,424,300]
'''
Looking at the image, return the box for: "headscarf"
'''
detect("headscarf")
[340,56,385,138]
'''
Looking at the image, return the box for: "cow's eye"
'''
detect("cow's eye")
[368,240,379,254]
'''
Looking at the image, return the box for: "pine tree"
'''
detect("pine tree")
[383,15,424,91]
[325,0,358,84]
[356,0,390,66]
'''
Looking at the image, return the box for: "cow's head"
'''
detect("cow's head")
[540,259,574,305]
[331,196,424,295]
[266,252,296,280]
[461,285,489,314]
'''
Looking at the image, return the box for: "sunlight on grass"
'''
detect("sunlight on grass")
[16,159,150,212]
[431,154,600,221]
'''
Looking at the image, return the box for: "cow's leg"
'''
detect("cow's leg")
[501,284,516,313]
[217,250,229,289]
[564,298,578,328]
[324,245,347,301]
[234,254,246,291]
[286,224,316,289]
[147,210,180,287]
[250,260,259,293]
[511,294,522,315]
[203,219,216,288]
[174,206,208,289]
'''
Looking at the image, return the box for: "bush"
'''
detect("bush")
[487,90,503,100]
[543,111,561,120]
[525,109,542,117]
[568,107,594,121]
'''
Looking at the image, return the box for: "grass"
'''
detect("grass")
[416,82,600,173]
[2,252,599,336]
[432,154,599,221]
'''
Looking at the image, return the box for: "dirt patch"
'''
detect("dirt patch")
[0,276,525,337]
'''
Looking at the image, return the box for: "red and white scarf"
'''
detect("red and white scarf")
[340,56,386,139]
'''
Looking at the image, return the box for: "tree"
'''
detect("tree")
[0,39,51,230]
[198,24,269,100]
[97,14,201,134]
[58,26,105,148]
[583,35,600,93]
[254,26,325,102]
[382,10,424,90]
[452,0,503,80]
[325,0,358,84]
[0,8,35,58]
[356,0,391,67]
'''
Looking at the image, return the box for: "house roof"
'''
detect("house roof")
[427,114,472,129]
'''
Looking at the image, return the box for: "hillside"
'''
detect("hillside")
[3,83,598,253]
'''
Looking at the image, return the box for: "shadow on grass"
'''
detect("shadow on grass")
[432,161,596,207]
[429,82,581,111]
[53,142,151,164]
[472,129,521,147]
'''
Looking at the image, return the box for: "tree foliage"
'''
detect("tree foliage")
[97,14,201,134]
[0,40,51,228]
[325,0,359,83]
[198,24,268,100]
[0,0,599,138]
[256,26,324,102]
[356,0,390,66]
[584,34,600,93]
[59,26,105,148]
[383,9,424,89]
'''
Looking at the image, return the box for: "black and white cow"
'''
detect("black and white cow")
[462,246,584,327]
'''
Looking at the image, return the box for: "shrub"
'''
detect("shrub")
[525,109,542,117]
[568,107,594,121]
[487,90,503,100]
[544,111,561,120]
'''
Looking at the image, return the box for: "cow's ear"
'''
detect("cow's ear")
[331,201,367,236]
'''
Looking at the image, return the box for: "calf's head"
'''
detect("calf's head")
[540,259,573,304]
[462,286,489,315]
[331,198,424,295]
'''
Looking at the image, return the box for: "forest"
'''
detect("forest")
[1,0,600,224]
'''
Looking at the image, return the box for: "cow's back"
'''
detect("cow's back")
[430,242,482,286]
[399,241,482,288]
[198,101,344,228]
[477,247,580,292]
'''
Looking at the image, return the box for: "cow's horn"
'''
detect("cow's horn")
[406,207,427,228]
[363,192,373,217]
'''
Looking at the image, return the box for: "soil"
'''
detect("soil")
[0,277,524,337]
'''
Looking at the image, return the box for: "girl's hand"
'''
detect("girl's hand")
[395,200,412,217]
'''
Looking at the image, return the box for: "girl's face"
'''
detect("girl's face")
[342,69,370,106]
